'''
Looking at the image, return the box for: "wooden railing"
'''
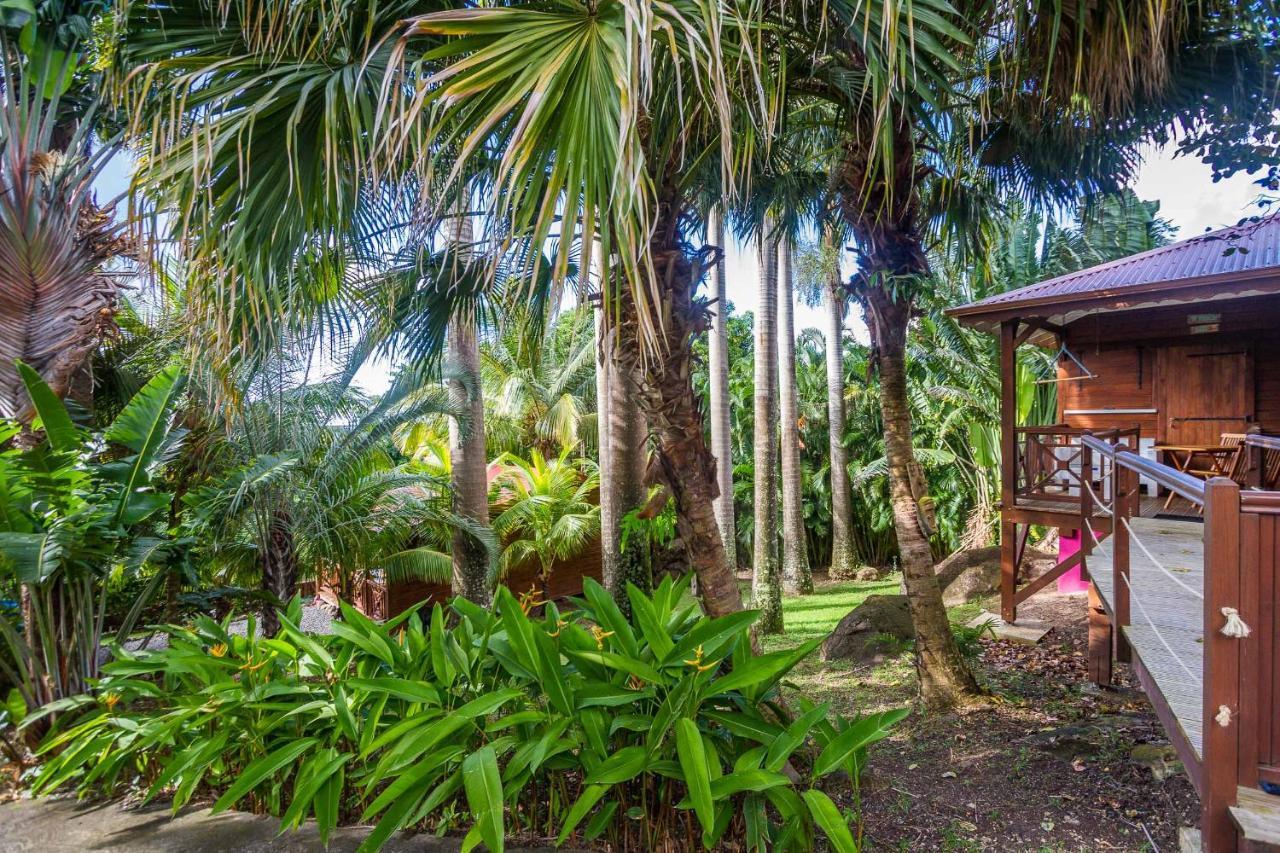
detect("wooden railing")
[1081,432,1280,850]
[1014,426,1141,515]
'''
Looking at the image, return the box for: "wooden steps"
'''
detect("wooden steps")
[1230,786,1280,850]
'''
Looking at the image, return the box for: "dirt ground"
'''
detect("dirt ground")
[845,591,1198,852]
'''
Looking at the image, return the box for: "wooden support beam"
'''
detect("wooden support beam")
[1202,477,1242,853]
[1113,457,1133,664]
[1088,582,1112,686]
[1001,520,1017,623]
[1014,546,1086,607]
[999,319,1019,625]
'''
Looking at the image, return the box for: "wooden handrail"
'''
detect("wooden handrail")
[1244,433,1280,451]
[1081,434,1207,506]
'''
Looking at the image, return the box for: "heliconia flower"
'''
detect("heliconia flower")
[209,643,228,658]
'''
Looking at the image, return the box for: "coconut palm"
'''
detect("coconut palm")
[751,225,782,632]
[491,450,601,600]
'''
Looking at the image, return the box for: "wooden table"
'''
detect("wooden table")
[1152,444,1239,510]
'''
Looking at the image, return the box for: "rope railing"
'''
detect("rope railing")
[1083,518,1201,685]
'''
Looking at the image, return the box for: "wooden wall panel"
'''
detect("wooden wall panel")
[386,536,604,617]
[1055,346,1157,435]
[1256,342,1280,434]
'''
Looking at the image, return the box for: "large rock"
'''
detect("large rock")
[935,546,1002,606]
[935,545,1056,606]
[821,594,914,661]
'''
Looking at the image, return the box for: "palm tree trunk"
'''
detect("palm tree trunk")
[611,186,742,619]
[825,265,858,580]
[446,210,491,604]
[707,207,738,570]
[838,129,980,708]
[589,239,623,599]
[866,286,978,706]
[261,506,297,638]
[777,238,812,595]
[752,224,782,632]
[605,283,651,601]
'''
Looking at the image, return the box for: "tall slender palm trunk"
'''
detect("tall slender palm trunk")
[610,184,742,619]
[447,211,491,604]
[588,239,624,600]
[751,225,782,632]
[707,207,737,569]
[777,238,811,594]
[825,259,858,580]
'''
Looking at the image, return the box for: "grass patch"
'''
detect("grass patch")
[737,572,991,715]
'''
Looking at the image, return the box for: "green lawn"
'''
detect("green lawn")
[743,574,989,715]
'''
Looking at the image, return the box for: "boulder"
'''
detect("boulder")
[935,545,1056,606]
[821,594,914,662]
[935,546,1002,606]
[855,566,882,582]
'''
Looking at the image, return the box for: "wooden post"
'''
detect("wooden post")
[1000,320,1019,623]
[1113,448,1132,663]
[1247,439,1263,490]
[1087,582,1112,686]
[1080,437,1095,580]
[1202,477,1242,853]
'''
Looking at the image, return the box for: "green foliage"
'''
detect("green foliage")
[490,450,600,588]
[32,577,903,850]
[0,361,187,709]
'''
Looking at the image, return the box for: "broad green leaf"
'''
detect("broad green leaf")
[556,783,608,845]
[583,745,647,785]
[802,789,858,853]
[211,737,318,813]
[708,638,822,699]
[813,708,909,778]
[675,719,715,846]
[708,770,791,798]
[15,360,78,452]
[462,747,504,853]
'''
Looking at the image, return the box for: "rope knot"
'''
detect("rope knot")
[1215,705,1232,727]
[1220,607,1251,639]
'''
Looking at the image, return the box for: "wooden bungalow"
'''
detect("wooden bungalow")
[949,215,1280,851]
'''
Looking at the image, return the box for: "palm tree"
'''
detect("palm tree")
[707,206,737,569]
[112,0,754,619]
[186,366,488,636]
[752,224,782,633]
[796,230,859,578]
[442,209,492,603]
[778,0,1272,708]
[822,243,859,580]
[491,450,601,600]
[777,237,812,594]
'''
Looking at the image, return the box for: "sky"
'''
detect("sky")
[97,140,1270,394]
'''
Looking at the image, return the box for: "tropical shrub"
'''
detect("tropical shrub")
[0,361,188,709]
[31,577,904,851]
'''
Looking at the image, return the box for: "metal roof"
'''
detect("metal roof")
[949,214,1280,323]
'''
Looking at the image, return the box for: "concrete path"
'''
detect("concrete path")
[0,798,562,852]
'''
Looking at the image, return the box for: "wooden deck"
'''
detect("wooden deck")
[1086,516,1206,758]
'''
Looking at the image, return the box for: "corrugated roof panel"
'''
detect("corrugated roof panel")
[955,215,1280,312]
